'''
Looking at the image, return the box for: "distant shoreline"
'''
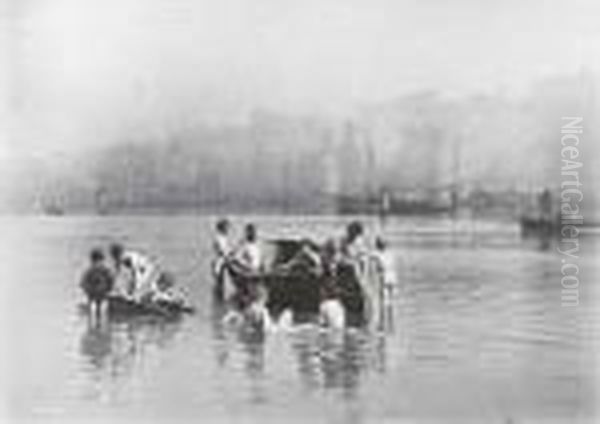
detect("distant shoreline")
[3,211,600,231]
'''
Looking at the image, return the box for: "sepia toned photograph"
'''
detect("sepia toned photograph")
[1,0,599,423]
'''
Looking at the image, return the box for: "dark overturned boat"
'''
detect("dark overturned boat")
[225,239,367,328]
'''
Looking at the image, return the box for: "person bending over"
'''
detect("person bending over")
[109,243,159,300]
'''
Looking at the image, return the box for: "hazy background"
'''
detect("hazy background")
[1,4,600,421]
[2,0,600,214]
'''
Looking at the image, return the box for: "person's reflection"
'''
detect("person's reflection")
[79,318,112,370]
[238,326,267,404]
[79,313,182,380]
[210,299,231,368]
[137,317,182,349]
[210,298,268,402]
[239,328,266,376]
[107,320,137,378]
[374,334,387,374]
[292,329,321,391]
[320,331,364,398]
[339,333,364,399]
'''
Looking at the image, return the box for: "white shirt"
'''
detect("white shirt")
[238,242,262,272]
[345,235,368,259]
[213,233,231,258]
[373,250,397,286]
[113,265,135,297]
[123,250,159,295]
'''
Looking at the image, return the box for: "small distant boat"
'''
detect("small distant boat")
[519,188,560,238]
[43,203,65,216]
[520,213,560,237]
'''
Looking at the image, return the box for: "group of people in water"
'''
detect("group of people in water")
[80,242,184,318]
[80,218,398,331]
[211,218,398,331]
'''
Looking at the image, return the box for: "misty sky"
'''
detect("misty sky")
[3,0,600,161]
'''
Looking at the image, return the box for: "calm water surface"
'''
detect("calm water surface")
[1,215,598,423]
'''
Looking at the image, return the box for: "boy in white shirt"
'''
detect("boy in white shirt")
[235,223,262,274]
[371,237,398,331]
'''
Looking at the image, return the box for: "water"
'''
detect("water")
[1,215,598,423]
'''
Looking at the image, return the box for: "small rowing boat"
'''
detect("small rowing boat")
[106,295,194,319]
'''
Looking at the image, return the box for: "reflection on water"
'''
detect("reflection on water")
[79,321,112,371]
[77,312,184,402]
[212,310,375,400]
[1,216,598,423]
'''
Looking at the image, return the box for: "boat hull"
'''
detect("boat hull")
[106,295,194,319]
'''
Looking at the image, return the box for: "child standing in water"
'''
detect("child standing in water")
[371,237,398,331]
[80,248,114,319]
[212,218,233,300]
